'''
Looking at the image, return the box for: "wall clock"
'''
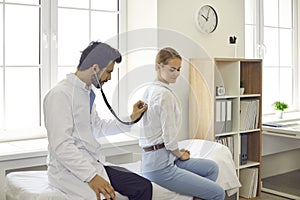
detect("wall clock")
[195,5,218,33]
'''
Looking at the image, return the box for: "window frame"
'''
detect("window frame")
[0,0,125,142]
[0,1,43,134]
[244,0,299,114]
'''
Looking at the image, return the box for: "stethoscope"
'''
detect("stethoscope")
[93,70,145,125]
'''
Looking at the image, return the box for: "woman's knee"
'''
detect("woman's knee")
[207,160,219,181]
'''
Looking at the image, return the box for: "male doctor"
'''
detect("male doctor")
[43,41,152,200]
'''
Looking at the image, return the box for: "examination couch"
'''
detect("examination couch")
[5,139,241,200]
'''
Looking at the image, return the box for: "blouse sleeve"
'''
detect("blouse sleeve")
[159,91,179,151]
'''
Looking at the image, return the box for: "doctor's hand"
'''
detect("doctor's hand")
[88,174,116,200]
[130,100,148,121]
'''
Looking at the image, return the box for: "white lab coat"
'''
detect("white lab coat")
[43,73,131,200]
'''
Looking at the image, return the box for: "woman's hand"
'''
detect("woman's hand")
[130,100,148,121]
[88,174,116,200]
[179,149,190,160]
[171,148,190,160]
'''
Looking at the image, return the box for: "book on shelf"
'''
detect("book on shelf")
[240,99,259,131]
[225,100,232,132]
[252,168,258,197]
[240,133,247,165]
[216,136,234,158]
[239,168,258,198]
[216,99,233,134]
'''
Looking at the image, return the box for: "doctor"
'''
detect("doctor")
[43,41,152,200]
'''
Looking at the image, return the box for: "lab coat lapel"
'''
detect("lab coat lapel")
[69,74,101,152]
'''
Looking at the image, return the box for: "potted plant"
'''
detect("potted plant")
[272,101,288,119]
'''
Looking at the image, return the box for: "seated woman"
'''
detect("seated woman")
[139,47,225,200]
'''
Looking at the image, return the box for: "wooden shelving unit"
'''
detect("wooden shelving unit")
[189,58,262,199]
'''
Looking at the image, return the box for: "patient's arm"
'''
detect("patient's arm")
[171,149,190,160]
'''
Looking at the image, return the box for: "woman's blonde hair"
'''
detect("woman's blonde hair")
[155,47,182,65]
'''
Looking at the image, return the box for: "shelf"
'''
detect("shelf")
[239,161,260,169]
[216,132,239,137]
[189,58,262,199]
[239,129,260,134]
[214,57,262,62]
[216,95,239,99]
[240,94,261,98]
[239,196,260,200]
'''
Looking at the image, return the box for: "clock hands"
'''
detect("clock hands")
[201,14,208,21]
[201,7,211,22]
[206,7,211,20]
[196,5,218,33]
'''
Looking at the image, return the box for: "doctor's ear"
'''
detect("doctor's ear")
[92,64,98,72]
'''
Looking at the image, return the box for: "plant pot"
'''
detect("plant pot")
[240,88,245,95]
[276,110,283,119]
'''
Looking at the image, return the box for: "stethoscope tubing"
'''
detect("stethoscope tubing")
[99,88,144,125]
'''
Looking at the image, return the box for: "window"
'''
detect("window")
[0,1,41,132]
[56,0,120,121]
[0,0,121,141]
[245,0,298,114]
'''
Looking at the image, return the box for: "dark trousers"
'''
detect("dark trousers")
[104,165,152,200]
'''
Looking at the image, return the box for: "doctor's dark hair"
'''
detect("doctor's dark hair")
[77,41,122,71]
[77,41,99,70]
[155,47,182,65]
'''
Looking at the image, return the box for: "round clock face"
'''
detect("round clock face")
[195,5,218,33]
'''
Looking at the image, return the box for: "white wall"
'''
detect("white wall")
[157,0,245,58]
[118,0,158,123]
[126,0,245,140]
[126,0,158,71]
[157,0,245,140]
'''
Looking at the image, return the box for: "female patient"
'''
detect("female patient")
[139,47,225,200]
